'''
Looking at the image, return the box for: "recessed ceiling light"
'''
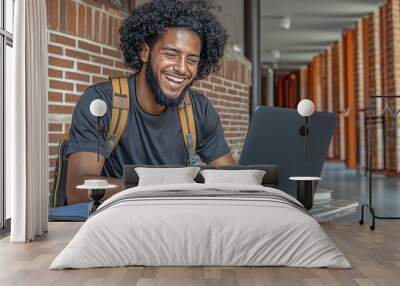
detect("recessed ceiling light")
[233,44,242,54]
[280,16,291,30]
[271,50,281,59]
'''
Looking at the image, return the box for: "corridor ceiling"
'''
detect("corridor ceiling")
[259,0,384,73]
[137,0,384,73]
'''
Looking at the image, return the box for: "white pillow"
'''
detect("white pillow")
[135,167,201,186]
[200,169,266,185]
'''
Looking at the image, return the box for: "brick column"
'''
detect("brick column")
[343,29,357,168]
[300,67,308,100]
[326,48,335,159]
[354,20,366,170]
[311,57,319,107]
[338,39,346,161]
[366,11,384,171]
[331,43,341,160]
[383,0,400,173]
[319,52,328,112]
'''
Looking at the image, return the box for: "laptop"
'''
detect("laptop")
[239,106,337,196]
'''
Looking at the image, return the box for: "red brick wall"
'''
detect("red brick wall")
[46,0,131,184]
[46,0,251,186]
[191,48,251,161]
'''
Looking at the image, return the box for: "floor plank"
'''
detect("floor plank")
[1,221,399,286]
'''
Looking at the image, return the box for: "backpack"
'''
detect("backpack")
[50,77,197,207]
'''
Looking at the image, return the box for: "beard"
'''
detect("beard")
[145,56,191,107]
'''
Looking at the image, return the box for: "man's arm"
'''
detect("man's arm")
[66,152,123,205]
[208,153,236,167]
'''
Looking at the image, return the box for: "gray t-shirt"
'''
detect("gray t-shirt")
[66,74,231,177]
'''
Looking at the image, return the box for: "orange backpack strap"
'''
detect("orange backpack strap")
[50,125,72,207]
[105,77,130,157]
[178,91,197,165]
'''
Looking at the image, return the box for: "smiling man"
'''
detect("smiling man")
[65,0,236,204]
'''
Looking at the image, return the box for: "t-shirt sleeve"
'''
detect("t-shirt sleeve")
[66,86,110,158]
[197,100,231,163]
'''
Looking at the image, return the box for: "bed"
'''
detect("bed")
[50,165,350,269]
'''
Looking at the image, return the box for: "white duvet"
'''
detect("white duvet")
[50,183,350,269]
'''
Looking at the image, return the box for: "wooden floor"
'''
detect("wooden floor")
[0,222,399,286]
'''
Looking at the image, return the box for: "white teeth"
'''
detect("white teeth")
[164,74,185,84]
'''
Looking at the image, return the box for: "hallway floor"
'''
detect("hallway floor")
[1,221,399,286]
[319,162,400,222]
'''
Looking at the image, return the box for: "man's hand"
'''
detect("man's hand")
[208,153,236,167]
[66,152,123,204]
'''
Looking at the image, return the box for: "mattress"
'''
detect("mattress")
[50,183,350,269]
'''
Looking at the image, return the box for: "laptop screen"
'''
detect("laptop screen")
[239,106,337,196]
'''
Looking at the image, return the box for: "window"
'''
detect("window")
[5,0,13,33]
[1,0,14,230]
[4,44,11,220]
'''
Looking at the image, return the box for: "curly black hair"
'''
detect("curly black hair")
[119,0,228,80]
